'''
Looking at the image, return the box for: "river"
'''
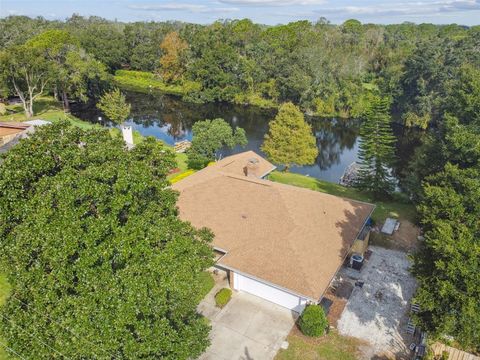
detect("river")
[72,91,423,184]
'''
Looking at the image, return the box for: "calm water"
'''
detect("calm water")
[72,91,422,183]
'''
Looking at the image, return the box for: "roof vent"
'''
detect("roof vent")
[244,157,260,177]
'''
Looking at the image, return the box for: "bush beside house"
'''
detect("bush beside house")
[215,288,232,308]
[298,305,328,337]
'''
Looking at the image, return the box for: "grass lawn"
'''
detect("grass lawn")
[113,70,197,97]
[2,97,148,146]
[0,274,11,360]
[168,152,194,182]
[275,330,365,360]
[269,171,416,224]
[1,97,99,130]
[197,272,215,302]
[174,152,188,173]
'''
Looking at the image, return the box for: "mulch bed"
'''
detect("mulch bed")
[168,167,181,175]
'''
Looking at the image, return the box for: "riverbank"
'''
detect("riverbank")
[113,70,383,116]
[113,70,278,110]
[1,97,95,129]
[113,70,197,97]
[1,96,147,144]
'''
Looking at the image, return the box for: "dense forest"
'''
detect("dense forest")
[1,14,479,353]
[1,15,479,123]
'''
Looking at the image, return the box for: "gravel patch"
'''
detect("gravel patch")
[337,246,417,358]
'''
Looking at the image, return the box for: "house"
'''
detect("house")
[0,122,30,147]
[173,151,375,312]
[0,120,51,154]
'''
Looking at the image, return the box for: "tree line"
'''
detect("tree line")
[1,15,479,124]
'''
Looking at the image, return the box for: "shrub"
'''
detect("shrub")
[298,305,328,337]
[215,288,232,308]
[169,169,195,184]
[186,150,210,170]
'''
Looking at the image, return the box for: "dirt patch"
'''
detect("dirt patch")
[321,281,354,328]
[324,295,348,328]
[337,246,417,359]
[370,220,420,252]
[391,220,420,252]
[167,167,181,175]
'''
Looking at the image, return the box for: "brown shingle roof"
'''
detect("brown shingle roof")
[217,151,276,178]
[173,151,374,300]
[0,122,30,137]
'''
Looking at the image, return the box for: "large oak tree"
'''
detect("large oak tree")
[0,122,214,359]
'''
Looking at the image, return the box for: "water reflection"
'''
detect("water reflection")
[72,91,420,183]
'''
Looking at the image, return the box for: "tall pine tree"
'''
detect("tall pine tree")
[355,96,396,198]
[261,102,318,171]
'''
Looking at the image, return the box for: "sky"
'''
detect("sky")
[1,0,480,25]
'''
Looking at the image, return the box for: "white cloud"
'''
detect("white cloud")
[129,3,239,13]
[217,0,327,6]
[314,0,480,18]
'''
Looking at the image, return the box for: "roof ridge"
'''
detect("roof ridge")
[221,173,272,186]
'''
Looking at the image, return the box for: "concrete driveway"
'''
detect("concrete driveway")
[198,280,296,360]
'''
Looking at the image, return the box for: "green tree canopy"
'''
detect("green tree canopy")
[187,118,247,169]
[0,44,51,117]
[403,114,480,200]
[96,88,131,125]
[445,64,480,126]
[261,102,318,170]
[159,31,189,84]
[0,122,214,359]
[412,164,480,351]
[27,29,108,111]
[355,96,396,198]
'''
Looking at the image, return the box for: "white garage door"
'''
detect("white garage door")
[233,272,308,313]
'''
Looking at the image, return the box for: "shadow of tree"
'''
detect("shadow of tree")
[240,346,254,360]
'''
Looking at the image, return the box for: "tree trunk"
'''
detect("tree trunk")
[26,100,33,118]
[62,90,70,113]
[53,85,59,101]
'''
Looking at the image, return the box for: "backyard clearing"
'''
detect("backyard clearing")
[337,246,416,359]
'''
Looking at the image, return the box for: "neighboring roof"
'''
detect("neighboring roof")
[0,122,30,137]
[431,343,480,360]
[173,151,374,300]
[23,119,51,126]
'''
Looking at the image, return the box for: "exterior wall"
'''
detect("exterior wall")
[349,230,370,256]
[0,133,20,146]
[233,272,308,313]
[228,269,234,288]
